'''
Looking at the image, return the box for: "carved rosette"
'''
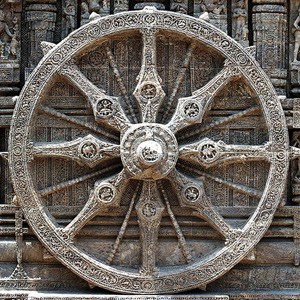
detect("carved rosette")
[9,7,289,294]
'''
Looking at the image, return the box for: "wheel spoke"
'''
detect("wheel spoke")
[39,106,119,142]
[135,180,165,276]
[61,170,130,240]
[39,164,121,197]
[177,106,260,142]
[168,59,242,133]
[161,42,196,124]
[58,59,130,132]
[168,170,241,243]
[159,182,193,263]
[105,45,138,124]
[179,138,272,167]
[178,162,263,199]
[107,183,141,265]
[33,134,120,168]
[133,29,165,122]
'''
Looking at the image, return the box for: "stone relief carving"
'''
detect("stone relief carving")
[292,132,300,204]
[232,0,248,46]
[114,0,128,13]
[253,2,287,95]
[0,0,21,87]
[170,0,188,14]
[24,2,56,77]
[81,0,110,22]
[293,5,300,64]
[9,7,289,294]
[200,0,227,15]
[290,2,300,97]
[63,0,76,37]
[194,0,227,32]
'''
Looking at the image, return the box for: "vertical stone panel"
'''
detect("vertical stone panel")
[253,0,287,95]
[23,1,57,78]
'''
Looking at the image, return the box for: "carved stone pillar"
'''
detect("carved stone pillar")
[252,0,287,95]
[23,0,57,79]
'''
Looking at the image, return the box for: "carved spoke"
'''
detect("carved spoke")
[179,138,272,167]
[178,106,260,143]
[61,170,130,240]
[39,164,121,197]
[133,28,165,122]
[178,162,263,199]
[136,181,165,276]
[58,60,130,132]
[168,59,242,133]
[161,42,196,124]
[105,45,138,124]
[168,170,241,243]
[39,106,119,142]
[33,134,120,168]
[159,182,193,263]
[107,182,141,265]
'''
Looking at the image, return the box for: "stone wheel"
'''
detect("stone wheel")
[9,8,289,294]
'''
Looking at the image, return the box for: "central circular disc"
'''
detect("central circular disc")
[137,140,163,166]
[120,124,178,180]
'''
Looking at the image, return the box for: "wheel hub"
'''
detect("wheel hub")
[120,124,178,180]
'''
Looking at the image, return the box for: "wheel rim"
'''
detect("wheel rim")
[9,8,289,294]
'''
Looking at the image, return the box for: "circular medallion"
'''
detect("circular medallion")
[96,99,115,118]
[198,140,220,163]
[141,83,157,100]
[79,141,98,159]
[184,185,201,202]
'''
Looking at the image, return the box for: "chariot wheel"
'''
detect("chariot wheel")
[9,7,289,294]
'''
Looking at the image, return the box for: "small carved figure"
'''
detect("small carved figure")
[141,84,157,100]
[9,17,19,58]
[171,0,188,14]
[184,102,200,118]
[81,2,90,25]
[114,0,128,12]
[98,186,114,202]
[81,143,97,159]
[200,0,227,15]
[64,1,76,35]
[233,0,248,41]
[87,0,101,13]
[97,99,114,117]
[0,9,13,58]
[185,186,200,202]
[142,203,157,217]
[293,134,300,181]
[293,5,300,63]
[102,0,109,11]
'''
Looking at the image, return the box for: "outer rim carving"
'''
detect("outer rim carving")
[9,9,289,294]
